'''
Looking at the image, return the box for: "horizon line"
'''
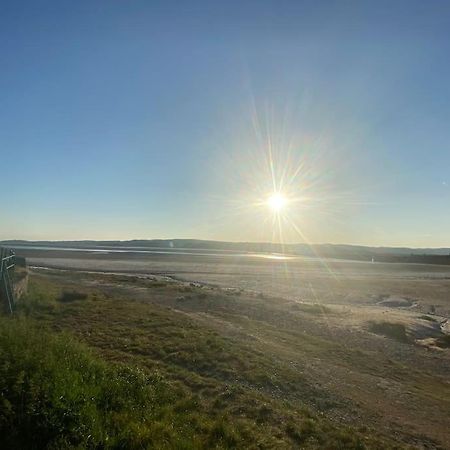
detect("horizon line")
[2,238,450,251]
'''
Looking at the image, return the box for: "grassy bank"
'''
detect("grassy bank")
[0,316,268,449]
[0,317,172,448]
[0,270,419,448]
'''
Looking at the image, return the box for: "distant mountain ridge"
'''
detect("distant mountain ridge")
[2,239,450,263]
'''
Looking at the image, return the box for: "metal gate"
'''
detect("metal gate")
[0,248,16,314]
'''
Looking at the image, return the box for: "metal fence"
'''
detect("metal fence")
[0,247,15,314]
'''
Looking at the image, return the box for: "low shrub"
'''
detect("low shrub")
[368,321,409,343]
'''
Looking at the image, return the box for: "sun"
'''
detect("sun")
[267,193,288,212]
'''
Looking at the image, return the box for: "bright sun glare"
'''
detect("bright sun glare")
[267,193,287,212]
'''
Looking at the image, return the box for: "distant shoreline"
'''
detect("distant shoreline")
[4,240,450,267]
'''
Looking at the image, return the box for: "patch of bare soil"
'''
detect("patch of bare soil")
[377,296,414,308]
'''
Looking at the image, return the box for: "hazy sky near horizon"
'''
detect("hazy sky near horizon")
[2,1,450,247]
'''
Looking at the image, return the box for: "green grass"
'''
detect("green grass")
[0,317,170,449]
[0,316,256,449]
[0,271,409,448]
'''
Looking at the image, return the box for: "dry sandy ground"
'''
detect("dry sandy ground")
[20,248,450,354]
[19,247,450,318]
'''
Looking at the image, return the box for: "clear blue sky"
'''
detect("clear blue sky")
[1,1,450,247]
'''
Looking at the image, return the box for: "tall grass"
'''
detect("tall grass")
[0,317,175,449]
[0,317,265,449]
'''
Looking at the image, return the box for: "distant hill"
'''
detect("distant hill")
[2,239,450,265]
